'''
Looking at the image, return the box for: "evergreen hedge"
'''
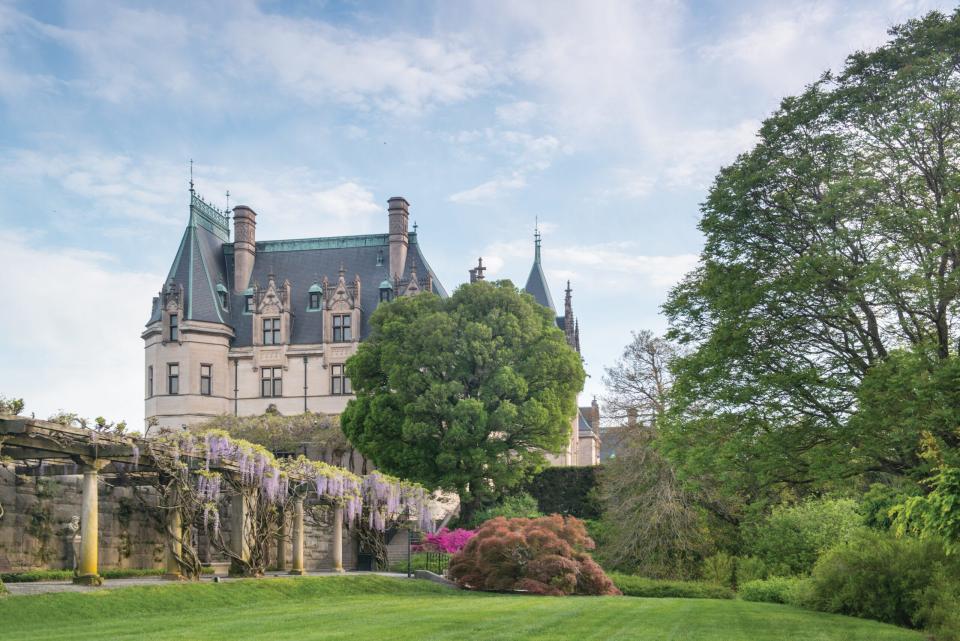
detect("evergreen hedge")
[525,466,601,519]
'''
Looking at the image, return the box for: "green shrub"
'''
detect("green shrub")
[468,493,542,528]
[915,568,960,641]
[807,531,958,628]
[748,497,864,575]
[736,556,768,584]
[860,483,918,531]
[525,466,601,519]
[701,552,734,586]
[609,573,734,599]
[739,577,810,605]
[700,554,767,589]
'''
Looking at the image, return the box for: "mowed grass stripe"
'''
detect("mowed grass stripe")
[0,575,924,641]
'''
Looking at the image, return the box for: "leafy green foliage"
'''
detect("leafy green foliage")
[342,281,585,521]
[661,10,960,497]
[0,396,24,415]
[467,492,542,528]
[893,440,960,553]
[192,412,347,458]
[807,531,959,628]
[739,577,811,606]
[860,483,920,531]
[609,573,734,599]
[914,568,960,641]
[525,466,601,519]
[747,498,864,576]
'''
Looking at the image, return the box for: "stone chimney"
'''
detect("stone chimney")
[388,197,409,281]
[627,407,638,428]
[233,206,257,293]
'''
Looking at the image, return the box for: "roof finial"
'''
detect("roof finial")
[413,220,418,234]
[534,216,542,264]
[225,189,230,212]
[189,159,194,193]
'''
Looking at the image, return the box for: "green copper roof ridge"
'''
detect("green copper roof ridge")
[223,233,391,254]
[166,227,189,282]
[187,225,194,319]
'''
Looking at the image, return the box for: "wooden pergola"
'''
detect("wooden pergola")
[0,415,343,584]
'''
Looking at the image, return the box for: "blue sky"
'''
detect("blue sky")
[0,0,953,428]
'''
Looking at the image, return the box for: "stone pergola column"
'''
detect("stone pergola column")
[163,492,184,580]
[229,492,251,575]
[289,498,305,575]
[74,460,107,586]
[333,505,344,573]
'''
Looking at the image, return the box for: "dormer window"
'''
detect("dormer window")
[262,318,280,345]
[216,284,229,310]
[376,249,384,266]
[379,280,393,303]
[245,295,254,313]
[309,291,321,310]
[169,313,179,341]
[332,314,352,342]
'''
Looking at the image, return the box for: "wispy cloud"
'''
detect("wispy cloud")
[0,231,160,428]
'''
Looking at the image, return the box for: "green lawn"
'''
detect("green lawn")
[0,575,923,641]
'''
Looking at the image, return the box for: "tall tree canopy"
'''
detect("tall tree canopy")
[662,11,960,497]
[341,281,585,521]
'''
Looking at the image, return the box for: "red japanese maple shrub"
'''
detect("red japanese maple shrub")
[447,514,620,596]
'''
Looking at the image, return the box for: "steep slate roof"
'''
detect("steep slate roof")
[577,411,593,435]
[523,233,556,313]
[149,195,446,348]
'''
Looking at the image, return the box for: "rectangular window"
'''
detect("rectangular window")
[262,318,280,345]
[331,364,351,395]
[332,314,352,342]
[261,367,282,397]
[169,313,179,341]
[168,363,179,395]
[200,364,212,396]
[147,365,153,397]
[309,292,321,309]
[245,295,254,313]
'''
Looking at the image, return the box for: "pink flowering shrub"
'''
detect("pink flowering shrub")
[418,527,476,554]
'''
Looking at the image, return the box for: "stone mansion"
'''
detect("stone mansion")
[143,191,599,466]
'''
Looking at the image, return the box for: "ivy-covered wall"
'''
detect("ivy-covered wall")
[525,466,601,520]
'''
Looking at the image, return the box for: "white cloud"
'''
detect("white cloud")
[0,151,187,227]
[0,231,160,428]
[496,100,538,125]
[223,6,495,115]
[447,128,568,202]
[449,173,527,204]
[482,237,698,289]
[1,148,385,239]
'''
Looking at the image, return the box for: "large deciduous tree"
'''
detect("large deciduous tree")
[662,11,960,496]
[341,281,585,523]
[599,332,714,578]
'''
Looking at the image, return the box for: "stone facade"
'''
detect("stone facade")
[143,192,444,433]
[0,464,164,573]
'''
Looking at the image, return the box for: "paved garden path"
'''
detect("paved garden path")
[4,571,410,596]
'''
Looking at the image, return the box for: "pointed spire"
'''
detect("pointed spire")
[534,217,542,264]
[189,159,194,193]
